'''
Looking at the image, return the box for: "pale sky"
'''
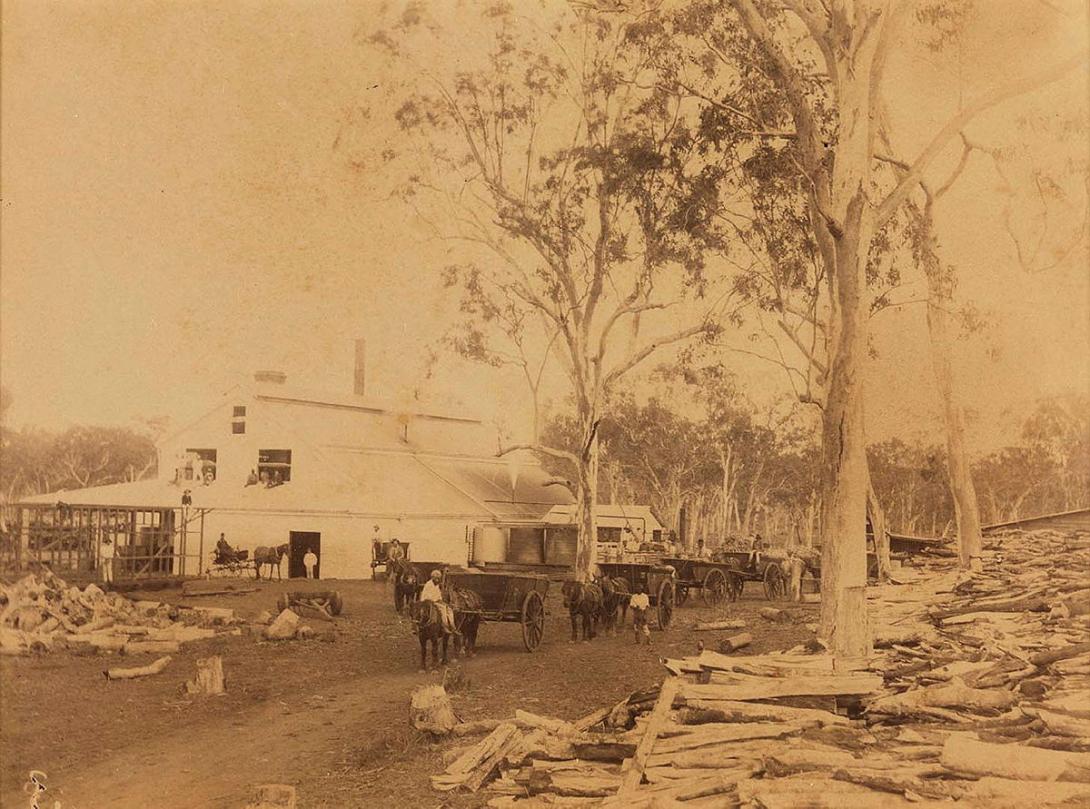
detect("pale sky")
[2,0,1088,456]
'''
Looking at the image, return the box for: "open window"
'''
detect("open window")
[257,449,291,485]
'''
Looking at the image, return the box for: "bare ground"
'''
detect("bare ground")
[1,578,814,809]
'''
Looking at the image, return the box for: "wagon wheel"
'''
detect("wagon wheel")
[764,563,786,601]
[656,579,675,630]
[521,590,545,652]
[328,591,344,616]
[702,569,728,607]
[727,573,744,602]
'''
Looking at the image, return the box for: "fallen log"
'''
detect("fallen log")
[932,592,1050,620]
[680,698,848,727]
[1035,708,1090,739]
[716,633,752,653]
[940,735,1090,782]
[692,619,746,632]
[571,739,636,763]
[1032,641,1090,668]
[452,719,505,737]
[866,678,1017,717]
[653,722,801,755]
[125,640,181,655]
[105,655,171,681]
[682,673,882,702]
[515,710,578,737]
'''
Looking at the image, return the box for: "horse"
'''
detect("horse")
[390,559,422,613]
[596,575,631,635]
[408,599,450,671]
[448,587,482,657]
[253,543,288,580]
[561,580,602,642]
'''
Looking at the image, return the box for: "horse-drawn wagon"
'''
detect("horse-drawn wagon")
[442,568,549,652]
[371,540,411,581]
[595,561,677,630]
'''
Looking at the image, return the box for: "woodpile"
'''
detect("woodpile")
[0,571,241,657]
[426,528,1090,807]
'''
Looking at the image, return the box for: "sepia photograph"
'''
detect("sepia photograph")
[1,1,1088,807]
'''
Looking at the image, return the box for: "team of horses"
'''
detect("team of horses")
[560,576,632,642]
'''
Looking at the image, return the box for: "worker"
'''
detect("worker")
[100,537,116,587]
[419,570,458,634]
[748,533,765,569]
[181,489,193,507]
[303,548,318,579]
[630,586,651,645]
[696,538,712,559]
[245,469,259,487]
[215,533,233,564]
[388,538,405,562]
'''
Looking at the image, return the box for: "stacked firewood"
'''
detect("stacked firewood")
[427,528,1090,807]
[0,571,240,657]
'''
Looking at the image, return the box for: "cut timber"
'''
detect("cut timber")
[759,607,790,623]
[696,649,834,673]
[692,619,746,631]
[185,656,226,695]
[655,722,801,755]
[573,706,611,732]
[616,677,679,796]
[1035,709,1090,739]
[515,710,578,737]
[105,655,171,681]
[941,735,1090,782]
[867,679,1017,716]
[681,698,848,726]
[1032,641,1090,668]
[452,719,504,737]
[716,633,752,653]
[966,776,1090,803]
[571,738,636,762]
[681,673,881,702]
[411,684,458,736]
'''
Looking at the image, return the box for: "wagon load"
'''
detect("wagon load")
[0,571,240,656]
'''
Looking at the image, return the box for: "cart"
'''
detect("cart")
[208,548,251,578]
[661,557,744,607]
[442,569,550,652]
[712,550,789,600]
[596,562,677,630]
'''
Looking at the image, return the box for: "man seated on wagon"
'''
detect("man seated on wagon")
[387,538,405,562]
[747,533,765,569]
[214,533,240,565]
[419,570,459,635]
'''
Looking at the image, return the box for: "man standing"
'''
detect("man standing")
[630,587,651,645]
[419,570,458,634]
[100,537,116,587]
[303,548,318,579]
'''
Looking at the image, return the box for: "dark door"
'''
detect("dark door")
[288,531,321,579]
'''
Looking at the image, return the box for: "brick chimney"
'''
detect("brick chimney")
[353,338,366,396]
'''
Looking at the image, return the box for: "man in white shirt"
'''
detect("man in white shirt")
[100,538,116,586]
[419,570,457,634]
[630,589,651,645]
[303,549,318,579]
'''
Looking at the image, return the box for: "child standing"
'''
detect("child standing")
[630,587,651,645]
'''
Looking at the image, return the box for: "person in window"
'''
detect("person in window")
[245,469,259,487]
[419,570,458,634]
[303,548,318,579]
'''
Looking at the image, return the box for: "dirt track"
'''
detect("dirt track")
[1,578,814,808]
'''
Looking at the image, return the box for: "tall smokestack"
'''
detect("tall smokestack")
[354,338,367,396]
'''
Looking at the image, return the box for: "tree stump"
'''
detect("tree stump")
[410,683,458,735]
[185,655,225,695]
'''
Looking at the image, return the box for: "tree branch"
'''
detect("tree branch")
[496,443,580,468]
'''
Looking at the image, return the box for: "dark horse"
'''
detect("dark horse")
[408,599,450,671]
[596,576,631,635]
[253,543,288,580]
[448,588,482,657]
[561,580,602,642]
[390,558,421,613]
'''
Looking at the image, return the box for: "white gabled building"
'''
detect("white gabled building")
[17,368,573,580]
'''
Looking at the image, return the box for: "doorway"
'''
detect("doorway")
[288,531,321,579]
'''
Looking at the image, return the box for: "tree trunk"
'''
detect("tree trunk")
[818,206,873,663]
[574,429,599,582]
[865,467,892,582]
[923,256,984,571]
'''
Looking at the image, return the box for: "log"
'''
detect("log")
[692,619,746,631]
[185,656,226,695]
[411,684,458,735]
[716,633,752,653]
[573,706,611,732]
[681,698,848,727]
[866,679,1017,717]
[654,722,801,755]
[438,722,519,781]
[571,739,636,762]
[616,677,679,796]
[932,592,1050,619]
[452,719,505,737]
[966,776,1090,803]
[105,655,171,681]
[1036,708,1090,738]
[682,673,882,702]
[696,649,834,673]
[941,735,1090,782]
[515,710,578,737]
[1032,641,1090,667]
[759,607,791,623]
